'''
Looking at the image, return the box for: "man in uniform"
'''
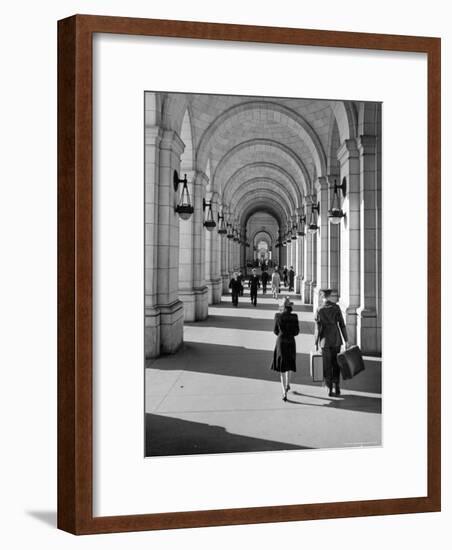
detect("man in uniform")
[237,270,244,296]
[261,269,269,294]
[228,272,241,307]
[248,268,260,306]
[314,289,349,396]
[288,266,295,292]
[282,265,288,287]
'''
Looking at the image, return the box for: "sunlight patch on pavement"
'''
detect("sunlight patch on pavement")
[184,325,314,352]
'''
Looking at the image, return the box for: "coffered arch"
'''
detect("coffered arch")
[213,139,311,195]
[196,100,327,177]
[223,162,303,208]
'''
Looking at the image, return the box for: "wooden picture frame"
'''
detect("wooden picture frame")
[58,14,441,535]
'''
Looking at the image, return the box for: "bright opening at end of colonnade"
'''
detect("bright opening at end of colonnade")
[145,90,382,458]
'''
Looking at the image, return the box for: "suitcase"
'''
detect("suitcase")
[337,345,365,380]
[310,350,323,382]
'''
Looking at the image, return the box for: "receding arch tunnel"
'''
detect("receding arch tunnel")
[144,91,382,358]
[144,90,383,458]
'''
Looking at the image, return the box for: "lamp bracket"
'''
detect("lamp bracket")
[333,178,347,197]
[173,170,187,191]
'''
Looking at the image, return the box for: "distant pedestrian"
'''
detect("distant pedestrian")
[229,272,241,307]
[282,265,288,287]
[314,289,349,396]
[237,270,244,296]
[271,296,300,401]
[271,269,281,299]
[248,268,260,306]
[288,266,295,291]
[261,270,269,294]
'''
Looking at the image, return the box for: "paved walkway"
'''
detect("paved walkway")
[145,289,382,457]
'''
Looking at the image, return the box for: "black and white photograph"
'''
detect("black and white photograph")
[144,91,382,457]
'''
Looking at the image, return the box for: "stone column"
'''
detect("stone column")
[234,233,240,271]
[220,207,230,294]
[314,177,329,311]
[178,170,208,321]
[328,175,341,295]
[291,238,297,269]
[228,232,234,275]
[295,237,304,294]
[303,197,313,304]
[221,232,229,293]
[286,241,292,275]
[192,171,209,320]
[310,229,318,304]
[295,207,304,295]
[338,139,361,345]
[241,232,247,272]
[144,125,162,358]
[204,191,222,304]
[356,135,380,354]
[155,130,185,354]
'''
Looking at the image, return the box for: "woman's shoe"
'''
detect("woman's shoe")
[282,392,288,402]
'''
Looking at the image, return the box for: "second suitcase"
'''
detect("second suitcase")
[337,345,365,380]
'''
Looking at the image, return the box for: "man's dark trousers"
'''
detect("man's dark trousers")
[321,346,341,389]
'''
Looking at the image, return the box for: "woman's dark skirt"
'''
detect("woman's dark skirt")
[270,335,297,372]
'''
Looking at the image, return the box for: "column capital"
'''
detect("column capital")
[205,190,219,203]
[304,195,313,207]
[357,134,377,155]
[193,170,209,187]
[145,125,163,146]
[337,138,359,164]
[314,176,329,192]
[326,173,341,186]
[160,129,185,156]
[296,205,305,215]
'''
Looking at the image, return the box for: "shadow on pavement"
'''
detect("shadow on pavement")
[148,342,381,399]
[145,413,311,456]
[186,314,314,335]
[290,391,381,413]
[216,295,313,313]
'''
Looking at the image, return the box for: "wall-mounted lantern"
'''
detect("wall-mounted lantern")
[308,201,320,233]
[174,170,194,220]
[233,226,239,242]
[202,198,216,231]
[297,211,306,236]
[328,178,347,224]
[217,208,227,234]
[226,222,234,239]
[282,230,288,246]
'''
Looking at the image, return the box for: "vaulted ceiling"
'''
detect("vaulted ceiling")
[148,91,361,234]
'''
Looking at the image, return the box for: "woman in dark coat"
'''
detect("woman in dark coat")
[271,297,300,401]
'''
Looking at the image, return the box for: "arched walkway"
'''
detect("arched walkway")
[144,91,382,456]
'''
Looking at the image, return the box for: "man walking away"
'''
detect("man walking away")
[282,265,288,287]
[248,268,260,306]
[288,266,295,292]
[237,270,244,297]
[261,269,269,294]
[229,272,241,307]
[314,289,349,396]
